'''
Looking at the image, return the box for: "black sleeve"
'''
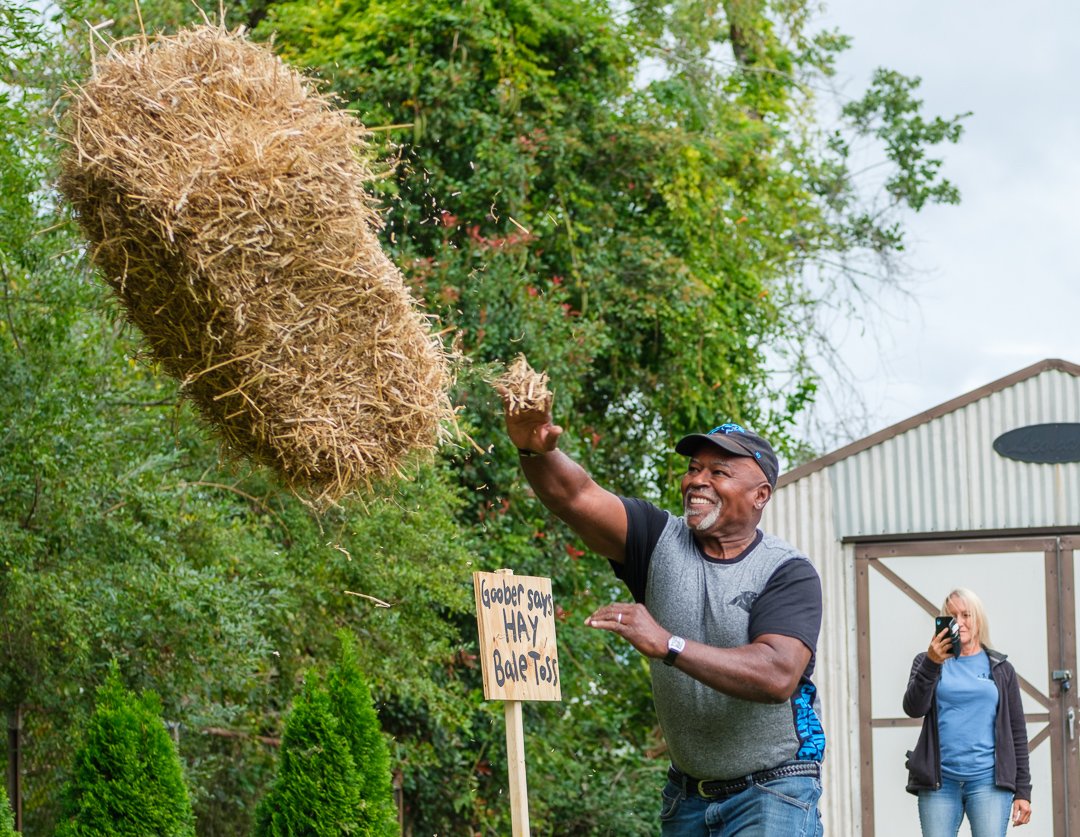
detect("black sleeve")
[1005,662,1032,800]
[610,497,669,603]
[903,652,942,718]
[747,559,822,662]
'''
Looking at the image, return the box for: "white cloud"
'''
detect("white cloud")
[802,0,1080,446]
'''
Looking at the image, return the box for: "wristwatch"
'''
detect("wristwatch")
[664,635,686,666]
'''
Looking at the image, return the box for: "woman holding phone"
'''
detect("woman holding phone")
[903,587,1032,835]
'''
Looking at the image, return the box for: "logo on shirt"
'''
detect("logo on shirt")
[729,591,759,612]
[792,682,826,761]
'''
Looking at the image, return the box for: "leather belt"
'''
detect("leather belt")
[668,762,821,800]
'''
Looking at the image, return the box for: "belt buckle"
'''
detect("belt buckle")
[698,777,741,799]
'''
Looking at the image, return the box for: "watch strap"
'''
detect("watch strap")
[664,635,685,666]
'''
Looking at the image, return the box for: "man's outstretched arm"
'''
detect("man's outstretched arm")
[586,602,812,703]
[501,399,628,563]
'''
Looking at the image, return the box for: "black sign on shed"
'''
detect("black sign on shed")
[992,422,1080,464]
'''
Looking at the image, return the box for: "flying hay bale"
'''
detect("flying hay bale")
[57,23,454,503]
[495,355,553,415]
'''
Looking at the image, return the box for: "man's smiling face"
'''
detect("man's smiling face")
[680,445,771,537]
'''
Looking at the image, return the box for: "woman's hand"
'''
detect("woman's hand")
[1012,798,1031,826]
[927,627,954,664]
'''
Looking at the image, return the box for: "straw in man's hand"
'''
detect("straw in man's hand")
[494,354,553,415]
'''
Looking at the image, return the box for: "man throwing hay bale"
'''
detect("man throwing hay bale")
[57,23,453,503]
[497,355,826,836]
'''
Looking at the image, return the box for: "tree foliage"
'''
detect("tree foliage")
[54,665,196,837]
[2,6,475,830]
[0,782,15,837]
[253,0,964,475]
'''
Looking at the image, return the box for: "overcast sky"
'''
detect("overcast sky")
[801,0,1080,448]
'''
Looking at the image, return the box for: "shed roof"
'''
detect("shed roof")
[779,358,1080,489]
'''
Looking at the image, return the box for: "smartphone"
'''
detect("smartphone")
[935,616,961,657]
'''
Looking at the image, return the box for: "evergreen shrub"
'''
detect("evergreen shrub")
[55,664,195,836]
[327,632,397,836]
[254,676,362,835]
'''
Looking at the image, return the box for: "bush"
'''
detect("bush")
[327,632,397,836]
[254,675,362,836]
[55,664,195,836]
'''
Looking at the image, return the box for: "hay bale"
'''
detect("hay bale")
[494,355,553,414]
[57,23,453,503]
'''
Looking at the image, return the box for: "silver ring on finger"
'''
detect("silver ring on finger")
[617,612,623,624]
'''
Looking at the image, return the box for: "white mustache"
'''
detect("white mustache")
[686,502,722,531]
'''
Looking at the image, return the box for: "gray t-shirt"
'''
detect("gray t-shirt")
[614,497,825,780]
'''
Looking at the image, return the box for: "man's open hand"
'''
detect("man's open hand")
[497,386,564,455]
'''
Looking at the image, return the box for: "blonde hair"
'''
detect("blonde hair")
[940,587,992,649]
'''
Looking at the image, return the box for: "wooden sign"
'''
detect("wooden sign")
[473,571,561,702]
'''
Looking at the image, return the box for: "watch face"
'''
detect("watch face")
[663,635,685,666]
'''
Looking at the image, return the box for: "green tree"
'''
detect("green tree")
[2,12,474,833]
[253,0,964,475]
[254,675,362,837]
[326,633,397,837]
[55,664,196,837]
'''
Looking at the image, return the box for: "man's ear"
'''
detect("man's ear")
[753,483,773,511]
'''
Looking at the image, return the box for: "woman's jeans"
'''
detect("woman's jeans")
[918,775,1014,837]
[660,775,823,836]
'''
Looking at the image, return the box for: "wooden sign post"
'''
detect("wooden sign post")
[473,569,561,837]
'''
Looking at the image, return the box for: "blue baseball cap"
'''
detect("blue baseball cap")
[675,423,778,488]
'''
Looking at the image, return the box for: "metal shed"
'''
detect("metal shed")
[765,358,1080,837]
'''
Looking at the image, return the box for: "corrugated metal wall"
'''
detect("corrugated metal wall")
[831,369,1080,537]
[765,365,1080,836]
[764,469,859,836]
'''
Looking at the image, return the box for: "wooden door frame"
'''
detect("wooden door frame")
[1059,536,1079,836]
[854,535,1079,837]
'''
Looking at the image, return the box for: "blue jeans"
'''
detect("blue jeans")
[917,775,1014,837]
[660,775,824,836]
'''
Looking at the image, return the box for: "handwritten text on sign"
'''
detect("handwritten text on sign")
[473,572,561,702]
